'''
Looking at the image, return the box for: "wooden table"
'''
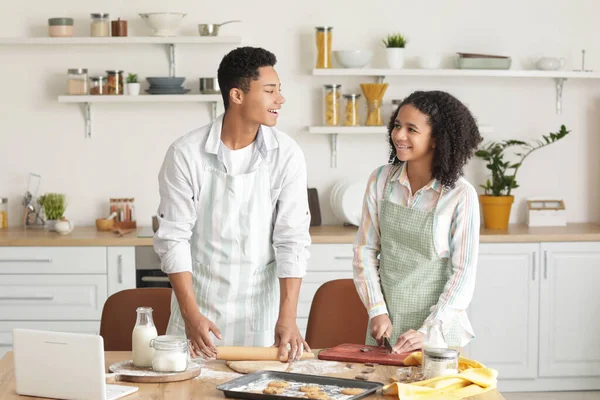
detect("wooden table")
[0,351,505,399]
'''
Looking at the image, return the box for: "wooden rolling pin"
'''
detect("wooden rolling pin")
[216,346,315,361]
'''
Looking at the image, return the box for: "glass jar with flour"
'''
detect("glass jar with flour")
[150,335,189,372]
[132,307,158,367]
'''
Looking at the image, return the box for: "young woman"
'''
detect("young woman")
[353,90,483,353]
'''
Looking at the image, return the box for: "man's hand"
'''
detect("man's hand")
[370,314,393,345]
[184,312,222,359]
[273,317,310,362]
[393,329,424,354]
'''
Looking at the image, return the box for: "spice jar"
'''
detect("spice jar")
[422,348,459,379]
[323,84,341,126]
[132,307,158,368]
[111,18,128,37]
[106,70,124,95]
[0,198,7,229]
[315,27,333,69]
[48,18,74,37]
[89,76,106,95]
[90,13,110,37]
[67,69,88,95]
[343,94,361,126]
[150,335,189,372]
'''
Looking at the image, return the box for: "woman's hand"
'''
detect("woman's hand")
[370,314,393,345]
[393,329,424,354]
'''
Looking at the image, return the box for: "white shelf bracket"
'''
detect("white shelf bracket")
[82,102,92,138]
[330,133,338,168]
[376,76,386,84]
[554,78,566,115]
[168,44,176,77]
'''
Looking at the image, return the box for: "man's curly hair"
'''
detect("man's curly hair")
[217,46,277,109]
[388,90,483,189]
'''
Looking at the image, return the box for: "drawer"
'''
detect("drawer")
[298,271,354,318]
[308,244,354,271]
[0,320,100,359]
[0,247,107,274]
[0,275,107,320]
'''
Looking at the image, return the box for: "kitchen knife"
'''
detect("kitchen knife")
[383,337,394,353]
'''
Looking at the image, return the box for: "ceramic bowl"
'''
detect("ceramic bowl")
[334,50,373,68]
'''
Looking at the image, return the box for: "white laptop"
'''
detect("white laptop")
[13,329,139,400]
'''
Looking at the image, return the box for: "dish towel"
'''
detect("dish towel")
[382,352,498,400]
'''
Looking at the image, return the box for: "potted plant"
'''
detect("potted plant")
[475,125,569,229]
[382,33,408,69]
[126,73,140,96]
[38,193,66,231]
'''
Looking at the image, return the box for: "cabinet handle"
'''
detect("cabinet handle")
[0,258,52,263]
[544,251,548,279]
[141,276,170,283]
[334,256,353,260]
[117,255,123,284]
[0,296,54,301]
[532,252,536,280]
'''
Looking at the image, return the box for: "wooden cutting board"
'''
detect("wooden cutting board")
[106,360,201,383]
[318,343,413,366]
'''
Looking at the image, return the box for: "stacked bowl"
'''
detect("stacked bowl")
[146,77,190,95]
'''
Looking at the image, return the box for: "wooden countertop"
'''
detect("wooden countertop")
[0,223,599,246]
[0,351,505,400]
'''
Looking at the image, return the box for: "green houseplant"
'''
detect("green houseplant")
[126,73,140,96]
[39,193,66,231]
[382,33,408,69]
[475,125,570,229]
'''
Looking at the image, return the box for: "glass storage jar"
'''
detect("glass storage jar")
[150,335,189,372]
[323,84,341,126]
[90,13,110,37]
[422,348,459,379]
[423,320,448,350]
[67,69,88,95]
[343,94,361,126]
[315,27,333,69]
[0,198,7,229]
[48,18,74,37]
[106,70,124,95]
[89,76,106,95]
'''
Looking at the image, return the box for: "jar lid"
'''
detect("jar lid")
[0,198,7,203]
[315,26,333,31]
[68,68,88,74]
[91,13,110,18]
[150,335,188,351]
[90,76,106,82]
[106,70,124,74]
[343,94,361,99]
[49,18,74,26]
[323,84,341,89]
[424,348,459,360]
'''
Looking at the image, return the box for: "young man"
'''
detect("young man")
[153,47,311,362]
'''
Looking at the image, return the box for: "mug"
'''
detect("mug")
[536,57,565,71]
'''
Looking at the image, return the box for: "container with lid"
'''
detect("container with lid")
[67,69,88,95]
[89,76,106,95]
[150,335,189,372]
[422,348,459,379]
[48,18,74,37]
[343,94,361,126]
[0,198,7,229]
[106,70,124,95]
[111,18,128,37]
[132,307,158,367]
[315,27,333,69]
[323,84,341,126]
[423,320,448,350]
[91,13,110,37]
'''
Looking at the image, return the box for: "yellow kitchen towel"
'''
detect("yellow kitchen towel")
[382,352,498,400]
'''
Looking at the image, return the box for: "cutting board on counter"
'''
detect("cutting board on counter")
[318,343,413,366]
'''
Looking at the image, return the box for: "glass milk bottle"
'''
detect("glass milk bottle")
[423,320,448,350]
[132,307,158,367]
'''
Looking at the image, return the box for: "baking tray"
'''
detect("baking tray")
[216,370,384,400]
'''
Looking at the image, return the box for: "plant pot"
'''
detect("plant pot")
[480,195,514,230]
[127,83,140,96]
[45,219,57,231]
[386,48,405,69]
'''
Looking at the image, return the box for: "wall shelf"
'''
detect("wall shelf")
[309,124,494,168]
[312,68,600,115]
[59,95,222,138]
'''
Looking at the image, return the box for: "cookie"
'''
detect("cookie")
[305,393,330,400]
[263,387,285,395]
[299,385,322,392]
[268,380,290,388]
[341,388,365,395]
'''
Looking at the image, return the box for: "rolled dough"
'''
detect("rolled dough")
[226,360,290,374]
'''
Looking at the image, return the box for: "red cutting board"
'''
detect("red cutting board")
[318,343,414,366]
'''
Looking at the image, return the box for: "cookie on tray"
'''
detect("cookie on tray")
[299,385,322,392]
[263,387,286,395]
[341,388,365,395]
[305,392,331,400]
[267,381,290,388]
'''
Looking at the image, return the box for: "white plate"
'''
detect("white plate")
[330,180,365,226]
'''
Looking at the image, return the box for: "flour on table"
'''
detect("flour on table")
[288,360,346,375]
[108,360,200,377]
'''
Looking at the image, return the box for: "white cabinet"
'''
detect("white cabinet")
[539,242,600,377]
[107,247,136,296]
[469,243,539,379]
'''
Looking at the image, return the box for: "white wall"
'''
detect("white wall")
[1,0,599,227]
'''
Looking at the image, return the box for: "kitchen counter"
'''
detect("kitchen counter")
[0,351,505,400]
[0,223,599,246]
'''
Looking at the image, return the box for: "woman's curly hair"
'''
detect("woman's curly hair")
[387,90,483,189]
